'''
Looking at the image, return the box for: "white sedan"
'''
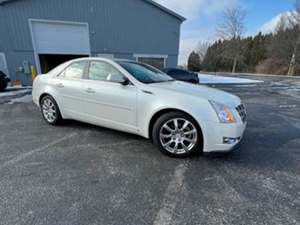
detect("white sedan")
[33,58,247,157]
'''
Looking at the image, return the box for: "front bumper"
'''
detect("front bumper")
[202,121,247,153]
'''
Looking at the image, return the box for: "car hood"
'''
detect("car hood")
[148,81,241,107]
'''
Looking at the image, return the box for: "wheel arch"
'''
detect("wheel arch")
[38,93,62,116]
[148,108,204,143]
[39,92,53,105]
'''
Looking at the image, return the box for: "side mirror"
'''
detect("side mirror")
[107,74,130,85]
[121,77,130,86]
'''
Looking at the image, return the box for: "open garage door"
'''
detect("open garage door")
[39,54,87,74]
[30,19,91,73]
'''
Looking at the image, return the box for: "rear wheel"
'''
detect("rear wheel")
[152,112,203,157]
[40,95,62,125]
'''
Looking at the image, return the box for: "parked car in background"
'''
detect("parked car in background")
[0,71,10,92]
[33,58,247,157]
[163,68,199,84]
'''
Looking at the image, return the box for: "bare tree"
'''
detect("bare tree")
[276,12,293,32]
[217,7,246,39]
[287,0,300,76]
[196,41,210,61]
[217,7,246,73]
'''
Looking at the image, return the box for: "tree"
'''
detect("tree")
[248,32,268,70]
[196,41,210,61]
[268,21,297,74]
[202,41,221,72]
[187,51,201,72]
[287,0,300,76]
[217,7,246,73]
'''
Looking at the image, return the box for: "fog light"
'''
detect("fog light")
[223,137,240,144]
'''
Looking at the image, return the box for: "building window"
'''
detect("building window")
[97,54,114,59]
[134,54,168,70]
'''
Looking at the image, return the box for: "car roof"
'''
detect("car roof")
[70,57,137,64]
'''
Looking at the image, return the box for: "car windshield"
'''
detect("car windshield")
[118,61,175,84]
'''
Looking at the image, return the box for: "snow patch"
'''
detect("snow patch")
[8,94,32,104]
[0,87,32,97]
[259,11,297,34]
[198,73,263,84]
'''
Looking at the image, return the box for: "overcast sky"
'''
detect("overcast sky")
[154,0,295,65]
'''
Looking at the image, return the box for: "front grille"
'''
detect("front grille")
[236,104,247,123]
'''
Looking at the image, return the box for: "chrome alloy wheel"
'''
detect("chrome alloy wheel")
[159,118,198,154]
[42,98,57,123]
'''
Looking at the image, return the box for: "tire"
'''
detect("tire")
[152,111,203,157]
[0,81,7,92]
[40,95,62,125]
[190,79,199,84]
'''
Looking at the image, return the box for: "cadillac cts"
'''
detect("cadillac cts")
[32,58,247,157]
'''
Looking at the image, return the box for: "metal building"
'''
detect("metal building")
[0,0,185,85]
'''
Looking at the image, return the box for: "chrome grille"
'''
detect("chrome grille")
[236,104,247,123]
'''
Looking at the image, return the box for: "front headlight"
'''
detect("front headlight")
[209,100,236,123]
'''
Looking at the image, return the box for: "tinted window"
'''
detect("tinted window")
[62,61,86,79]
[118,61,174,84]
[88,61,124,82]
[170,69,189,76]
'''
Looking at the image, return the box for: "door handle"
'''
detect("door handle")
[85,88,96,94]
[56,83,64,88]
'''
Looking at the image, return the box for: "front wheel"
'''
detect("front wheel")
[152,112,203,157]
[40,95,62,125]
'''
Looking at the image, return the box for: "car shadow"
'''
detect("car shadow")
[199,126,299,173]
[61,119,145,141]
[51,113,298,173]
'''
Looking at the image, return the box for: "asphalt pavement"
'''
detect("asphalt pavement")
[0,76,299,225]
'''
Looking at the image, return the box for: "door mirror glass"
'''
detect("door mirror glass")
[121,77,130,86]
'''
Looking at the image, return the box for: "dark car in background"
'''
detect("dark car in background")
[163,68,199,84]
[0,71,10,91]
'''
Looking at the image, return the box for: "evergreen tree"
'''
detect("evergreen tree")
[201,27,299,75]
[187,52,201,71]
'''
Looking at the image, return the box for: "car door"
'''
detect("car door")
[51,61,87,119]
[82,60,138,133]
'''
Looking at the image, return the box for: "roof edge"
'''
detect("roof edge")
[0,0,186,22]
[144,0,186,22]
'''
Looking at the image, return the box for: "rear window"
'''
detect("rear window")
[48,62,70,76]
[62,61,87,79]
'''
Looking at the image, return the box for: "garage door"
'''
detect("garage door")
[30,19,91,73]
[30,20,91,55]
